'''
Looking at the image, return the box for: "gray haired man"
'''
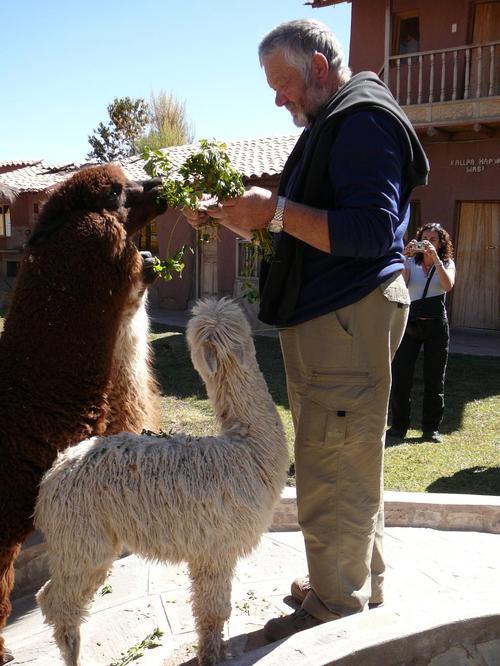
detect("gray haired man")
[184,18,428,640]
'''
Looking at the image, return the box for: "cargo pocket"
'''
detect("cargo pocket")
[297,370,376,447]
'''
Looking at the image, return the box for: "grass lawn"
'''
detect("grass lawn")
[1,310,498,495]
[149,322,499,496]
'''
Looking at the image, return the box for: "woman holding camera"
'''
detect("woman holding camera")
[387,223,456,443]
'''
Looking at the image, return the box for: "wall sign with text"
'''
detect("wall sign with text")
[450,157,500,173]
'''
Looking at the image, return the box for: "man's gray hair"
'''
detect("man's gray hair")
[258,19,351,84]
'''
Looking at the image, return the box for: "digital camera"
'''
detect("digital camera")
[414,241,426,251]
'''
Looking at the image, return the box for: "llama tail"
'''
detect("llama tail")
[0,543,21,661]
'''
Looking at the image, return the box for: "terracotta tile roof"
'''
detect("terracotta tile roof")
[0,135,299,193]
[0,162,82,193]
[0,159,42,168]
[307,0,347,7]
[124,134,299,181]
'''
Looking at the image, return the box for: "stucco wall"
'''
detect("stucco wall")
[348,0,472,75]
[416,137,500,238]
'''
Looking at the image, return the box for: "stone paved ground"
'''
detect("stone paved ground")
[5,526,499,665]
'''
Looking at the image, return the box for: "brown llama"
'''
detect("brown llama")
[0,164,165,664]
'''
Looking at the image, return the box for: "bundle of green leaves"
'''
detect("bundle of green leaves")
[143,139,244,209]
[142,140,273,295]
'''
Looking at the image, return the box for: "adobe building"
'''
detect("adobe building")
[312,0,499,330]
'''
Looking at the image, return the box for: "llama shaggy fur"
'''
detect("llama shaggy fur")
[0,164,164,663]
[35,298,289,666]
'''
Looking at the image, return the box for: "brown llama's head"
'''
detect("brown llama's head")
[29,164,166,246]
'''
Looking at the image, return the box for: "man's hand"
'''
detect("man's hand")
[181,187,275,241]
[182,205,212,231]
[205,187,275,237]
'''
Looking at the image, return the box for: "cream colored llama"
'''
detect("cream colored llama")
[35,297,288,666]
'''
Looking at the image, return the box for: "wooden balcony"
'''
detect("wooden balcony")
[383,42,500,140]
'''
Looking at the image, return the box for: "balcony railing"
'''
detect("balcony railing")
[383,41,500,106]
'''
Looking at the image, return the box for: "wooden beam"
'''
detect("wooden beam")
[426,126,451,140]
[473,123,495,138]
[384,0,391,85]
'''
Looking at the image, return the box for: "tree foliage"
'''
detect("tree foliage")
[136,90,194,153]
[87,97,149,162]
[88,92,193,162]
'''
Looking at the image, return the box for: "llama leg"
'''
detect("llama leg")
[0,543,21,664]
[37,558,114,666]
[189,560,235,666]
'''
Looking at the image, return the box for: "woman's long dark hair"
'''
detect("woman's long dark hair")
[414,222,454,265]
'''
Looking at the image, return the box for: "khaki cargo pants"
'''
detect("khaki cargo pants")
[279,274,409,620]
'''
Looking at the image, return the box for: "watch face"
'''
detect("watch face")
[268,220,283,233]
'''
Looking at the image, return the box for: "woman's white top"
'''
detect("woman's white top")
[406,257,456,302]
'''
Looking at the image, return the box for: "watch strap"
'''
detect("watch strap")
[267,195,286,233]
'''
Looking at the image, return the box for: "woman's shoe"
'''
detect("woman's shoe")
[422,431,442,443]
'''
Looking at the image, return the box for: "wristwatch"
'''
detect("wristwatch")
[267,195,286,233]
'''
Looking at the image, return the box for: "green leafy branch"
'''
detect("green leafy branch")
[142,140,273,296]
[151,245,193,281]
[109,628,164,666]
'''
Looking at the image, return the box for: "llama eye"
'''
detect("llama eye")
[106,183,124,209]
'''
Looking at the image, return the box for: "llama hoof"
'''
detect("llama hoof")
[0,648,15,664]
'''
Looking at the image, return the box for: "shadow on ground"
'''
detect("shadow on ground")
[389,353,500,435]
[151,324,500,429]
[427,466,500,495]
[150,323,289,408]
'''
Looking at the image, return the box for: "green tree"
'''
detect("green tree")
[87,97,150,162]
[136,90,194,152]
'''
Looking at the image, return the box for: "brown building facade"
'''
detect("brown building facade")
[313,0,500,330]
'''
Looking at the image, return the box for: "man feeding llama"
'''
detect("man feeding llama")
[34,297,289,666]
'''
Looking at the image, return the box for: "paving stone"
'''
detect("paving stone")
[5,526,500,666]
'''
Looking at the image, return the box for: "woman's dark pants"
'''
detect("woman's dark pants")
[390,318,449,434]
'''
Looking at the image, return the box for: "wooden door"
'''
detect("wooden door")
[200,239,218,298]
[452,202,500,330]
[470,1,500,97]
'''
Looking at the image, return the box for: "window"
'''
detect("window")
[394,15,420,55]
[135,220,159,254]
[6,261,19,278]
[33,202,40,223]
[0,205,11,237]
[236,238,260,279]
[234,238,260,302]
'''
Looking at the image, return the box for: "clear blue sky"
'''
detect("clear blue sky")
[2,0,351,164]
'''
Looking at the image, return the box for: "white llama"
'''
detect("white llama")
[34,297,288,666]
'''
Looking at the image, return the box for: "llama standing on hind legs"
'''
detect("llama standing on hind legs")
[0,164,164,664]
[35,298,289,666]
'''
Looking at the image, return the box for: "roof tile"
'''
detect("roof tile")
[0,135,299,193]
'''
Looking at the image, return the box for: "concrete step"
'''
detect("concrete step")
[6,522,500,666]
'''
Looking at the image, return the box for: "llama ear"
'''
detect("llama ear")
[201,343,218,375]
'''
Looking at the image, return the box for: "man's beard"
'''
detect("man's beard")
[290,84,332,128]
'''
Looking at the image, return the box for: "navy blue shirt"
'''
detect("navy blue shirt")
[286,108,410,325]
